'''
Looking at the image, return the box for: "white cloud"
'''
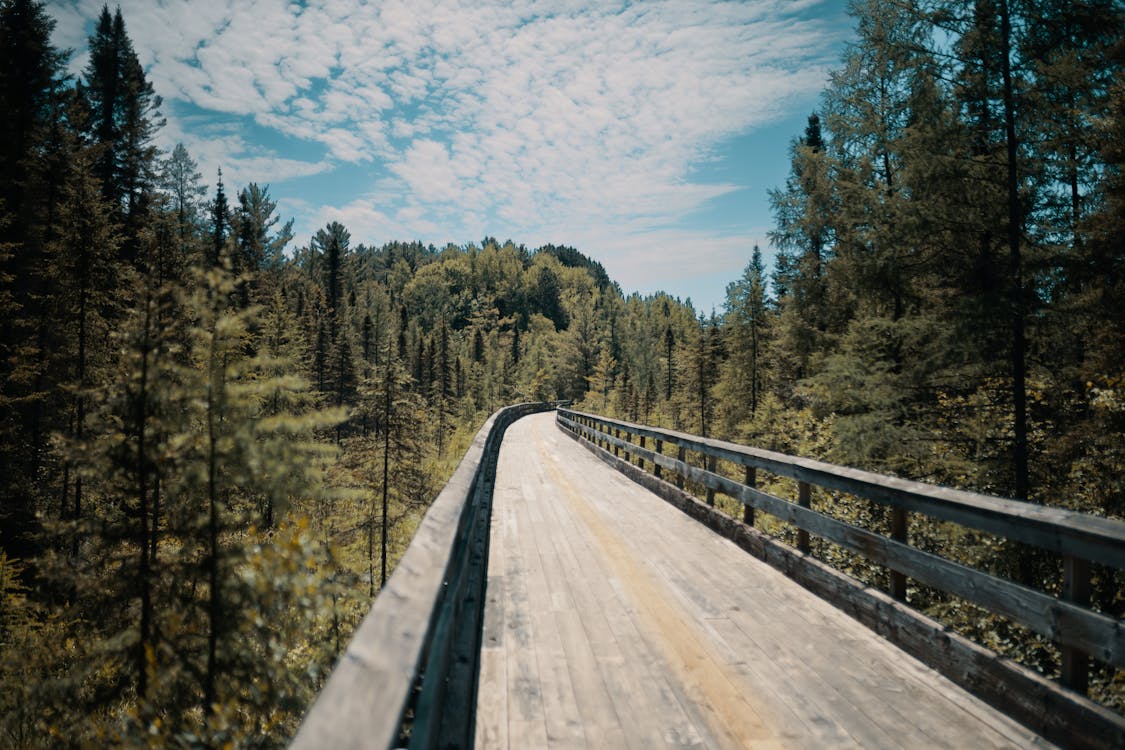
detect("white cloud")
[158,116,330,191]
[47,0,846,307]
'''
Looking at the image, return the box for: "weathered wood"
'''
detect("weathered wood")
[1062,555,1092,693]
[743,466,755,527]
[565,427,1124,750]
[676,445,686,490]
[556,411,1125,674]
[291,403,551,750]
[705,455,717,506]
[797,481,811,554]
[891,507,908,602]
[534,414,1060,749]
[557,409,1125,569]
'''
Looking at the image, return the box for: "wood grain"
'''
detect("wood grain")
[291,403,550,750]
[556,410,1125,568]
[557,411,1125,674]
[565,420,1125,750]
[474,413,1053,749]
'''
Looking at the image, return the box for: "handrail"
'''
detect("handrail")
[556,408,1125,696]
[291,402,553,750]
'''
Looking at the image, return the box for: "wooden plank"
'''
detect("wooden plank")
[1062,555,1091,693]
[566,437,1119,750]
[481,575,505,652]
[530,423,720,748]
[503,494,544,723]
[552,416,1052,749]
[517,479,587,749]
[553,608,630,749]
[797,481,811,553]
[561,416,1125,669]
[475,646,509,749]
[293,405,539,750]
[536,474,686,749]
[890,507,907,601]
[529,608,587,749]
[556,410,1125,567]
[654,470,1051,749]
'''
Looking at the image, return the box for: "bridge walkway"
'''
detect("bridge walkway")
[475,412,1052,749]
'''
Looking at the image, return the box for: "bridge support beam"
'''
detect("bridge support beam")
[797,481,811,554]
[1062,555,1091,694]
[705,456,716,506]
[743,467,755,527]
[891,508,908,602]
[676,446,686,490]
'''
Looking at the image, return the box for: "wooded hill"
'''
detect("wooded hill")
[1,0,1122,745]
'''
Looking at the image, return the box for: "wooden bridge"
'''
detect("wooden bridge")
[291,405,1125,749]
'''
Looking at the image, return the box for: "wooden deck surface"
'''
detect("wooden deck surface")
[475,412,1054,749]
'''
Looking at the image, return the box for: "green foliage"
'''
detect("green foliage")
[1,0,1122,736]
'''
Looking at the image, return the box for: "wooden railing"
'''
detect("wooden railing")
[556,409,1125,699]
[291,402,553,750]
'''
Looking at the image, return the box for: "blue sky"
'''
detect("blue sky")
[48,0,854,313]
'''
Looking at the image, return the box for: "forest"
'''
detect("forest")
[1,0,1122,745]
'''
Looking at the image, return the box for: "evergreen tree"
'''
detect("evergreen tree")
[0,0,66,560]
[208,169,231,267]
[678,315,720,436]
[587,346,616,413]
[0,0,63,238]
[81,4,163,258]
[237,182,293,283]
[159,143,205,267]
[716,246,771,434]
[313,221,350,321]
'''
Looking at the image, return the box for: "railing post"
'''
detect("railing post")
[676,445,686,490]
[797,481,811,554]
[743,466,755,527]
[705,455,716,506]
[638,435,645,471]
[613,428,620,457]
[891,507,908,602]
[654,439,663,479]
[1061,555,1091,694]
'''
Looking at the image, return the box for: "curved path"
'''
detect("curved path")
[475,412,1052,749]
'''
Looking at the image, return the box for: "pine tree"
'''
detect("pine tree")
[236,182,293,303]
[587,346,616,413]
[716,246,771,434]
[208,169,231,267]
[351,329,430,595]
[678,315,720,437]
[0,0,66,560]
[159,143,206,267]
[314,221,349,321]
[53,138,124,556]
[81,4,163,259]
[151,266,340,733]
[0,0,64,238]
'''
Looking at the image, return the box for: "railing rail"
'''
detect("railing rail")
[556,408,1125,697]
[291,402,553,750]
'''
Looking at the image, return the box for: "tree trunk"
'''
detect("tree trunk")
[1000,0,1030,504]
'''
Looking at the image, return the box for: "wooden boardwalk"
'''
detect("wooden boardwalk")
[475,412,1054,749]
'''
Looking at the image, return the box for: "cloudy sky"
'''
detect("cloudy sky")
[47,0,853,312]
